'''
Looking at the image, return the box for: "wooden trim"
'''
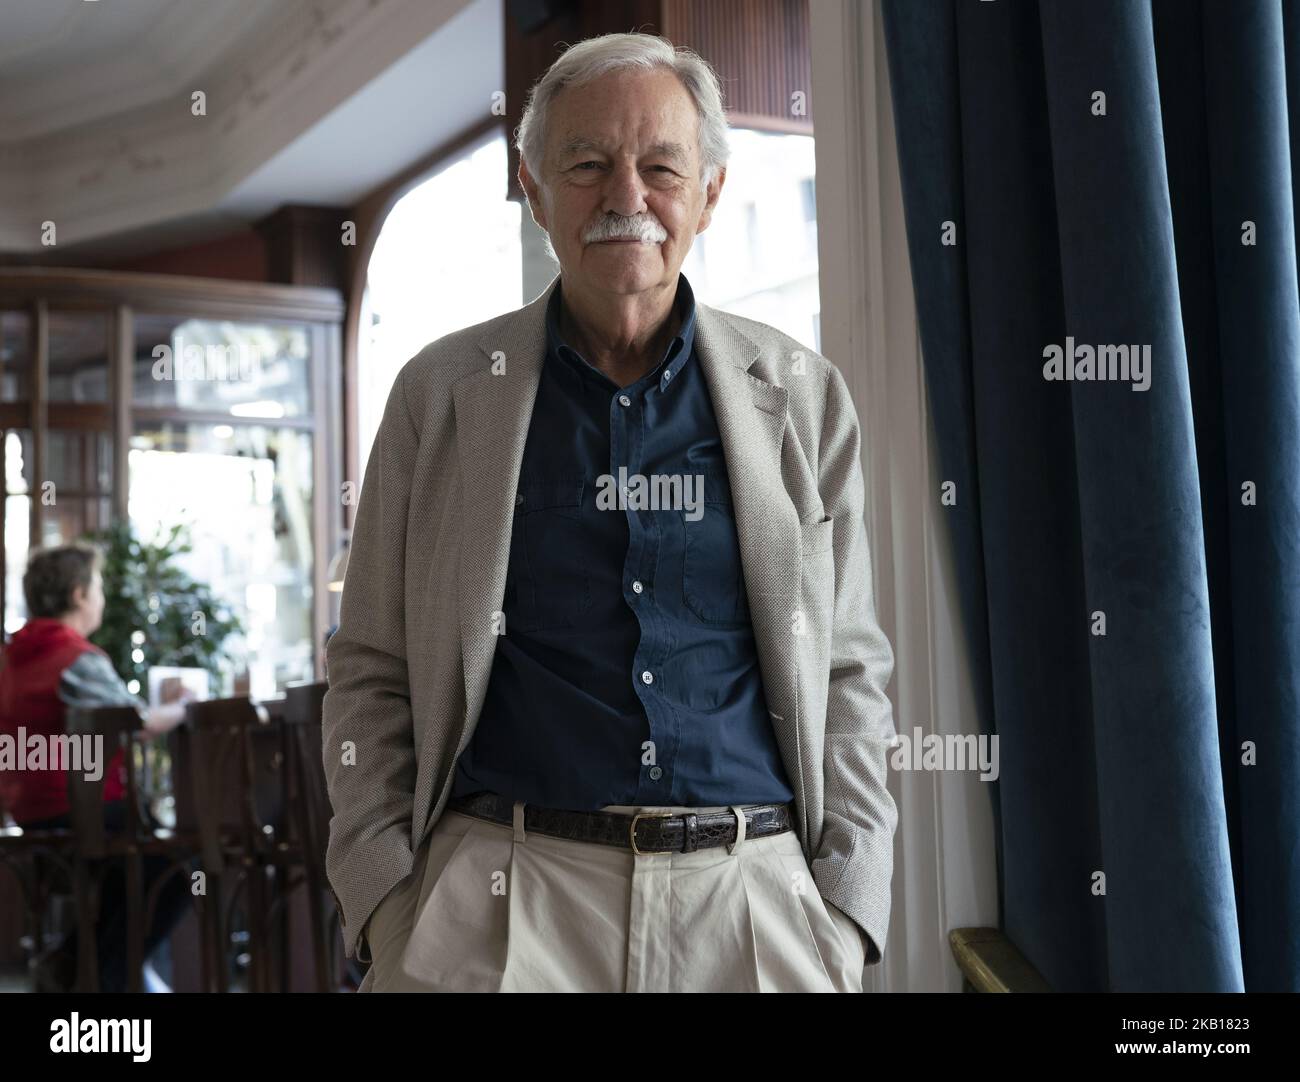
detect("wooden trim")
[129,408,316,430]
[0,267,344,323]
[0,403,29,428]
[31,300,47,548]
[949,929,1053,993]
[323,320,344,651]
[10,402,315,434]
[727,110,813,135]
[113,305,132,521]
[45,403,113,428]
[310,322,329,681]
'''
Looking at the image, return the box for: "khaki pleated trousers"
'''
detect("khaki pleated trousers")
[359,803,866,993]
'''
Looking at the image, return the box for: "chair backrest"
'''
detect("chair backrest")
[64,706,146,859]
[282,681,329,869]
[173,697,284,871]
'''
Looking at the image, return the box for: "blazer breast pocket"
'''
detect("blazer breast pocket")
[506,478,591,632]
[800,516,835,556]
[799,517,836,630]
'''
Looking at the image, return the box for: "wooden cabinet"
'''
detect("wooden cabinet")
[0,268,344,689]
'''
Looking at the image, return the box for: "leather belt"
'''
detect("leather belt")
[446,791,794,855]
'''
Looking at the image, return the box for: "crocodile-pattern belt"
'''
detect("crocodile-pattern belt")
[446,791,794,855]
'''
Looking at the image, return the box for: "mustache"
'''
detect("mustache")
[583,214,668,244]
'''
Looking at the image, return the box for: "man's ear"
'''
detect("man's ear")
[518,159,548,232]
[696,165,726,235]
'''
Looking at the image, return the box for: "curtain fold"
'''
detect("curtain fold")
[882,0,1299,991]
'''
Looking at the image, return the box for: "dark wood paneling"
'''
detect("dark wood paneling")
[503,0,812,201]
[661,0,812,130]
[105,230,270,283]
[504,0,663,202]
[1,230,271,284]
[255,206,352,292]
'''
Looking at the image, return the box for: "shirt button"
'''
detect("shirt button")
[648,765,663,781]
[663,370,673,382]
[618,394,632,407]
[631,580,644,594]
[641,670,653,685]
[515,493,524,507]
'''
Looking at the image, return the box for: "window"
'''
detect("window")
[359,129,522,474]
[128,420,314,696]
[682,128,821,352]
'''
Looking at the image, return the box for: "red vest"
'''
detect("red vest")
[0,618,127,824]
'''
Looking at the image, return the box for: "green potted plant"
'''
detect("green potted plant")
[79,519,243,695]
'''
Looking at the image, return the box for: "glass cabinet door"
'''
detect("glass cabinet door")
[130,314,316,695]
[1,309,31,403]
[41,428,113,546]
[49,308,110,402]
[133,314,310,417]
[0,272,338,684]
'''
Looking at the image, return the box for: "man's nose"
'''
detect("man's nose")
[600,162,651,217]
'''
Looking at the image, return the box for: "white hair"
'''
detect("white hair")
[515,31,730,192]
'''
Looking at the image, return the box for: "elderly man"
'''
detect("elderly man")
[323,30,898,993]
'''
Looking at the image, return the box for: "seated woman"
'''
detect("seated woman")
[0,542,194,992]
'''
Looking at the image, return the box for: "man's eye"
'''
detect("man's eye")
[573,162,673,172]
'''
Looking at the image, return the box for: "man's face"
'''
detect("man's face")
[520,67,725,299]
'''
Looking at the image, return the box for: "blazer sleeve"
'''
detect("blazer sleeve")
[322,364,421,962]
[809,362,899,966]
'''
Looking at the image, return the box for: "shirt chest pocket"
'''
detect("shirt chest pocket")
[681,472,751,625]
[506,479,591,632]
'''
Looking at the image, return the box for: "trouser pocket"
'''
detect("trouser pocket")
[394,815,514,992]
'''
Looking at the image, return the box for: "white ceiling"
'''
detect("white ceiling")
[0,0,502,257]
[0,1,282,142]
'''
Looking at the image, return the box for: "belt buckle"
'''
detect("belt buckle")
[629,810,676,856]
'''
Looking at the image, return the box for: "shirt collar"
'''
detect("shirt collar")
[546,272,697,392]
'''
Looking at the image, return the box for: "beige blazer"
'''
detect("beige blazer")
[322,273,899,966]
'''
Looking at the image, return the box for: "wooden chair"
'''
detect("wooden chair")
[271,680,338,992]
[173,696,286,992]
[0,812,78,988]
[64,705,209,993]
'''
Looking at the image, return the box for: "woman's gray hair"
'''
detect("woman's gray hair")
[515,32,730,191]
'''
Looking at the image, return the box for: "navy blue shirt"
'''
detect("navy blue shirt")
[450,273,795,811]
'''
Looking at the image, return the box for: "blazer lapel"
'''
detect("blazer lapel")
[453,276,557,724]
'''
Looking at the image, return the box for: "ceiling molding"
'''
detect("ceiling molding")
[0,0,476,253]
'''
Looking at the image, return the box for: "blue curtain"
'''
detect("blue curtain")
[881,0,1300,992]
